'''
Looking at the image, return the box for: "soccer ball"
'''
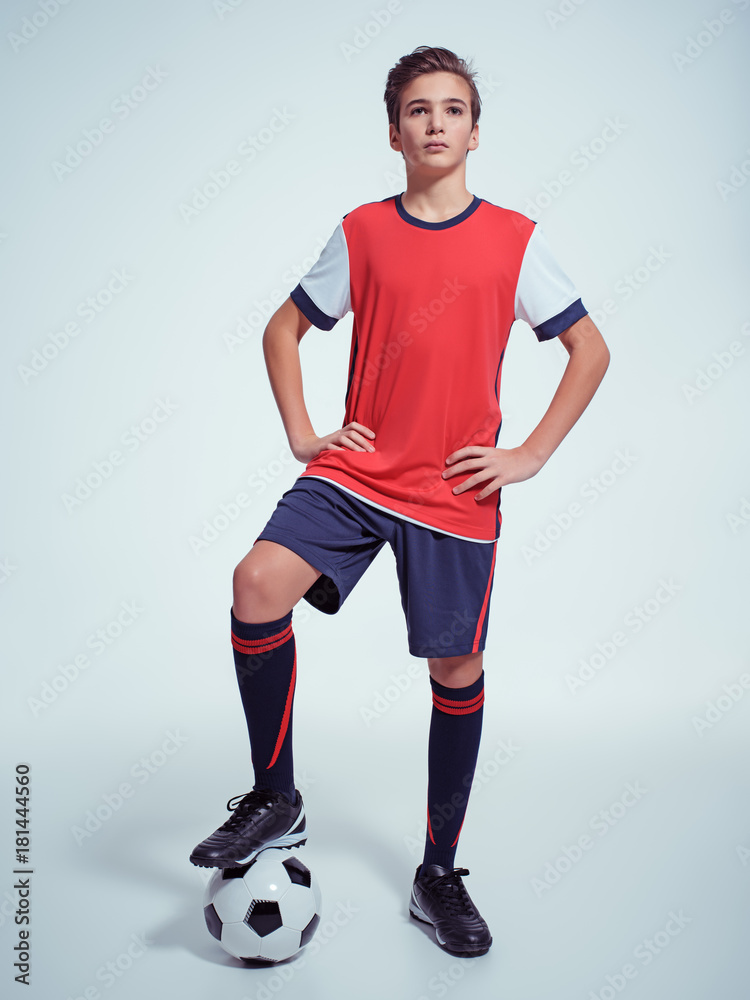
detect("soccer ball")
[203,849,322,963]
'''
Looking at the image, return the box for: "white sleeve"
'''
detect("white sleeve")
[290,220,351,331]
[515,224,588,341]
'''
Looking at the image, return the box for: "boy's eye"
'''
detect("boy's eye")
[410,106,463,115]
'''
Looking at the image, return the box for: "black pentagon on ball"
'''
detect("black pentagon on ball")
[221,861,252,879]
[245,899,283,936]
[282,856,312,887]
[203,903,223,941]
[300,912,320,947]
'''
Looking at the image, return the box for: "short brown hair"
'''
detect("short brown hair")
[384,45,481,133]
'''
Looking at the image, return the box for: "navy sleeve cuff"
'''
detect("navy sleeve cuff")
[534,298,588,342]
[290,283,337,331]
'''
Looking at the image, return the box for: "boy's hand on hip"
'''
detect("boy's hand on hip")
[442,446,544,501]
[292,422,376,464]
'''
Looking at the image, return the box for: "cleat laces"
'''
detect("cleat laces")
[219,790,274,832]
[428,868,476,917]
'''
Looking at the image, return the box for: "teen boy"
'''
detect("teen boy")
[190,45,610,959]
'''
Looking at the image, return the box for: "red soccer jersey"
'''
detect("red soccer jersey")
[290,193,587,543]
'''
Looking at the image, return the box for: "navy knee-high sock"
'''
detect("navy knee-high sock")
[420,671,485,872]
[230,607,297,803]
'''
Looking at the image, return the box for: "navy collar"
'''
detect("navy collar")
[395,192,482,230]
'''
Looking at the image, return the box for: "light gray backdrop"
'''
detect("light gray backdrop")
[2,0,748,997]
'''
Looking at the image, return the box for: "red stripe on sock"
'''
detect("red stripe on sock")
[432,690,484,714]
[231,622,293,654]
[450,816,466,848]
[266,647,297,770]
[427,805,436,845]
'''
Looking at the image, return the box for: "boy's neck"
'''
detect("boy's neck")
[400,172,473,223]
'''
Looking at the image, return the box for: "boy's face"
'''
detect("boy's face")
[389,71,479,170]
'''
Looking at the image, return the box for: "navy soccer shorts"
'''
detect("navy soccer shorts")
[254,476,498,659]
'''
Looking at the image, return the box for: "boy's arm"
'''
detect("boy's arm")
[262,297,376,463]
[443,314,610,501]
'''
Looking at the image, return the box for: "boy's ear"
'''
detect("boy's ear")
[389,121,402,153]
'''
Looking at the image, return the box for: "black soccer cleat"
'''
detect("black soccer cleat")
[189,788,307,869]
[409,864,492,957]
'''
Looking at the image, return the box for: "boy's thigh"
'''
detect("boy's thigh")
[391,524,498,659]
[254,478,388,615]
